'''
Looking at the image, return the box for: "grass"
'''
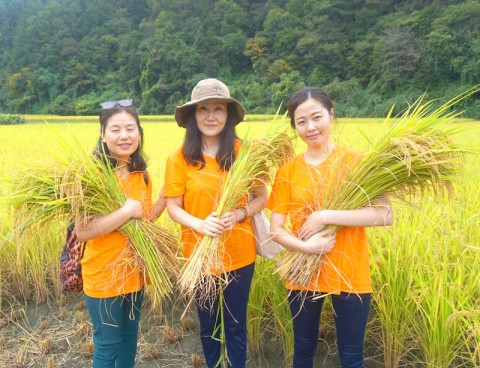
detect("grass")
[248,258,294,367]
[368,156,480,367]
[0,115,479,367]
[19,113,280,125]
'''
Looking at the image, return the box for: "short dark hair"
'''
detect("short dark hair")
[287,87,334,128]
[182,103,237,171]
[93,104,147,172]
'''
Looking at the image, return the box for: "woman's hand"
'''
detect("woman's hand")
[76,198,144,242]
[123,198,144,219]
[302,230,336,255]
[298,211,328,240]
[149,187,167,221]
[199,212,227,237]
[220,209,244,230]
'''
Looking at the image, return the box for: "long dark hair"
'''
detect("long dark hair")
[287,87,334,128]
[93,104,147,172]
[182,103,237,171]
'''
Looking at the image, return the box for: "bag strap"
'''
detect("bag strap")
[66,219,86,250]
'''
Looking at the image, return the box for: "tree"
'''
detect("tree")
[270,71,304,110]
[0,0,478,117]
[425,2,480,84]
[267,59,292,80]
[244,37,269,73]
[372,26,420,90]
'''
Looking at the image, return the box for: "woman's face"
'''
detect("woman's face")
[102,111,140,162]
[293,98,334,149]
[195,102,228,139]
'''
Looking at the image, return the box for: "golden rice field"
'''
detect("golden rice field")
[0,116,479,367]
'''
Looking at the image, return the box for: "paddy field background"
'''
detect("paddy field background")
[0,115,478,367]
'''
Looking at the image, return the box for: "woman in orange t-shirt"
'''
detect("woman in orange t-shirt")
[75,100,165,368]
[165,78,267,368]
[269,87,394,368]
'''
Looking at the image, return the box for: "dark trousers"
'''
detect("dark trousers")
[85,289,144,368]
[196,262,255,368]
[288,290,371,368]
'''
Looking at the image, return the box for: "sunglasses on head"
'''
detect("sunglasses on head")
[99,99,133,109]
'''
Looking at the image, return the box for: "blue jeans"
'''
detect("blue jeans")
[196,262,255,368]
[85,289,144,368]
[288,290,371,368]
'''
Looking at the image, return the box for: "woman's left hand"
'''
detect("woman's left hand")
[220,210,241,230]
[149,187,167,221]
[298,211,328,240]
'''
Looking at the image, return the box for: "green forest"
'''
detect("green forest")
[1,0,479,117]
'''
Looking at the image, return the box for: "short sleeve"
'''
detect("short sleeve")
[164,149,187,197]
[267,163,292,215]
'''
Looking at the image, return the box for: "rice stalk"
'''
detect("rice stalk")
[248,257,295,366]
[262,262,294,367]
[0,221,55,303]
[411,243,469,367]
[405,192,479,367]
[247,259,270,357]
[369,209,420,367]
[217,290,229,368]
[276,87,478,288]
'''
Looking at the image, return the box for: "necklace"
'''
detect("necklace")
[202,146,219,157]
[304,142,334,166]
[115,166,130,181]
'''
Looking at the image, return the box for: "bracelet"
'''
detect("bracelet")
[237,207,248,223]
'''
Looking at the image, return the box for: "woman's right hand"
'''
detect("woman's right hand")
[199,212,227,237]
[76,198,144,242]
[302,230,336,255]
[123,198,144,219]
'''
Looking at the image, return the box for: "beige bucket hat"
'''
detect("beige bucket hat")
[174,78,245,127]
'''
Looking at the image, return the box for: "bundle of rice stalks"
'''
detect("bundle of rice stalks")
[179,118,294,304]
[2,134,179,306]
[276,88,478,288]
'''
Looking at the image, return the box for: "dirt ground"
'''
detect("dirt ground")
[0,293,344,368]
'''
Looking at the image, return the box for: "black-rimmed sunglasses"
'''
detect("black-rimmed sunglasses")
[99,99,133,109]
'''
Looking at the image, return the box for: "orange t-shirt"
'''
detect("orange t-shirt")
[268,147,371,294]
[164,141,256,273]
[81,171,153,298]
